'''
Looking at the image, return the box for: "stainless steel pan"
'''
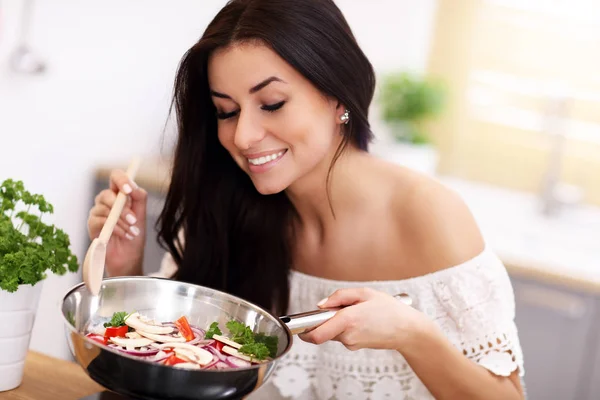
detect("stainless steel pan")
[60,276,410,400]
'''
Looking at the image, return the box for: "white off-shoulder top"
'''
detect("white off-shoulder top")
[154,245,525,399]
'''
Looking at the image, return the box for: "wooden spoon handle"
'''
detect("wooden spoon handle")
[98,157,142,243]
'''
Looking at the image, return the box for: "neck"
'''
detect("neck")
[285,145,367,234]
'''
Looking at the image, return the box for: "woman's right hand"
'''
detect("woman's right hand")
[87,169,148,277]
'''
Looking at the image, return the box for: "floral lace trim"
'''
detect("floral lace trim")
[268,330,523,400]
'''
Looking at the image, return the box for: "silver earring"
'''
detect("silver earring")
[340,109,349,124]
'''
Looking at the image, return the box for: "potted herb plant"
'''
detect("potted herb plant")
[378,71,447,175]
[0,179,79,392]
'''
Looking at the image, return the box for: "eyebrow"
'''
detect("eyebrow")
[210,76,285,99]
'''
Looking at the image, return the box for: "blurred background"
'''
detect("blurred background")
[1,0,599,398]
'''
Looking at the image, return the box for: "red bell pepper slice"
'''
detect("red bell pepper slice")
[164,354,187,366]
[86,333,108,345]
[104,325,128,338]
[214,341,225,352]
[174,316,195,342]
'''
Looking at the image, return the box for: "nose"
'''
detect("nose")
[233,109,266,150]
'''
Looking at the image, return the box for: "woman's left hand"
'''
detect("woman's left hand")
[298,288,431,352]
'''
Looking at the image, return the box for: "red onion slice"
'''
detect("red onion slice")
[203,344,227,362]
[226,355,251,368]
[214,361,230,370]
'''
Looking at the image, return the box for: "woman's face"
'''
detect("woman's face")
[208,42,345,195]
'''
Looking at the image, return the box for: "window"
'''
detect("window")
[427,0,600,206]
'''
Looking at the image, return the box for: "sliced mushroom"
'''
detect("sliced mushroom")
[174,348,200,363]
[212,334,242,349]
[125,312,173,334]
[155,342,213,365]
[109,336,154,348]
[137,330,186,343]
[126,332,142,339]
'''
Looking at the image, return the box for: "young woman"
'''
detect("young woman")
[87,0,525,398]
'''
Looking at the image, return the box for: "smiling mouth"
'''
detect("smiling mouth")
[247,150,287,166]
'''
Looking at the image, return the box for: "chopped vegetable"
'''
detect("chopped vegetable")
[174,316,194,341]
[239,342,270,361]
[104,325,128,338]
[84,312,277,370]
[208,320,278,360]
[164,354,187,366]
[86,333,108,345]
[103,311,131,328]
[124,312,174,334]
[205,322,222,339]
[137,330,186,343]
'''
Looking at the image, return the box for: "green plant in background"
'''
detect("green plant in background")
[0,179,79,292]
[379,72,447,145]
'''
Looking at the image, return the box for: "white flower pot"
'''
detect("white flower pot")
[0,282,43,392]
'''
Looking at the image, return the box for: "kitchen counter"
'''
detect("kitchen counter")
[95,157,600,294]
[0,351,102,400]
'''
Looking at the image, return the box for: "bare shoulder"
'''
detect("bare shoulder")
[388,167,485,274]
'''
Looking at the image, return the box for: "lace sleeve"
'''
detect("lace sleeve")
[430,250,525,378]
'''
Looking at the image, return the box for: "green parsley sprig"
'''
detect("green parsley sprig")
[103,311,133,328]
[0,179,79,293]
[205,322,223,339]
[207,320,278,360]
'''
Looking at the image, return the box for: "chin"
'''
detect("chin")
[251,178,289,195]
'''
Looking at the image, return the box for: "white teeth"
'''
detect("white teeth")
[248,151,285,166]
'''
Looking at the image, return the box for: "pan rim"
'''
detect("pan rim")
[59,275,294,373]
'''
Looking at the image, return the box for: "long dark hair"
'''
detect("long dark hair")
[157,0,376,315]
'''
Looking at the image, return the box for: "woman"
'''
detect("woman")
[87,0,525,398]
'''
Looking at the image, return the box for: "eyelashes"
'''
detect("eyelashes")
[216,101,286,120]
[261,101,285,112]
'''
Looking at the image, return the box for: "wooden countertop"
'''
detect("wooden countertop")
[0,351,103,400]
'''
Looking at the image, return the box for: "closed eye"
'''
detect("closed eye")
[216,101,285,120]
[216,110,238,120]
[262,101,285,112]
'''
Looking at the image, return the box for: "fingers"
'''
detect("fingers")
[89,190,141,241]
[299,310,353,345]
[128,187,147,222]
[92,203,140,238]
[108,169,147,222]
[109,169,138,195]
[316,287,377,309]
[88,216,132,240]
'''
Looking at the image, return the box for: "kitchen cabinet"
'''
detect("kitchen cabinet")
[511,276,599,400]
[583,307,600,400]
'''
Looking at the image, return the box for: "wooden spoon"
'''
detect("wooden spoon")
[83,157,142,295]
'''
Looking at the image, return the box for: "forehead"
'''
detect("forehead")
[207,42,299,91]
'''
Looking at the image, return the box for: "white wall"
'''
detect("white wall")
[0,0,438,360]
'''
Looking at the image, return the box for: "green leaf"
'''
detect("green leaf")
[239,342,270,361]
[254,333,279,359]
[103,311,131,328]
[226,320,254,345]
[0,179,79,293]
[205,321,222,339]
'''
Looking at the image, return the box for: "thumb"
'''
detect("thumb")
[129,187,148,224]
[317,288,377,309]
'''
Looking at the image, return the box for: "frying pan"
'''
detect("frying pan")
[60,276,410,400]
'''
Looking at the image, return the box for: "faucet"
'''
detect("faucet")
[539,84,583,217]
